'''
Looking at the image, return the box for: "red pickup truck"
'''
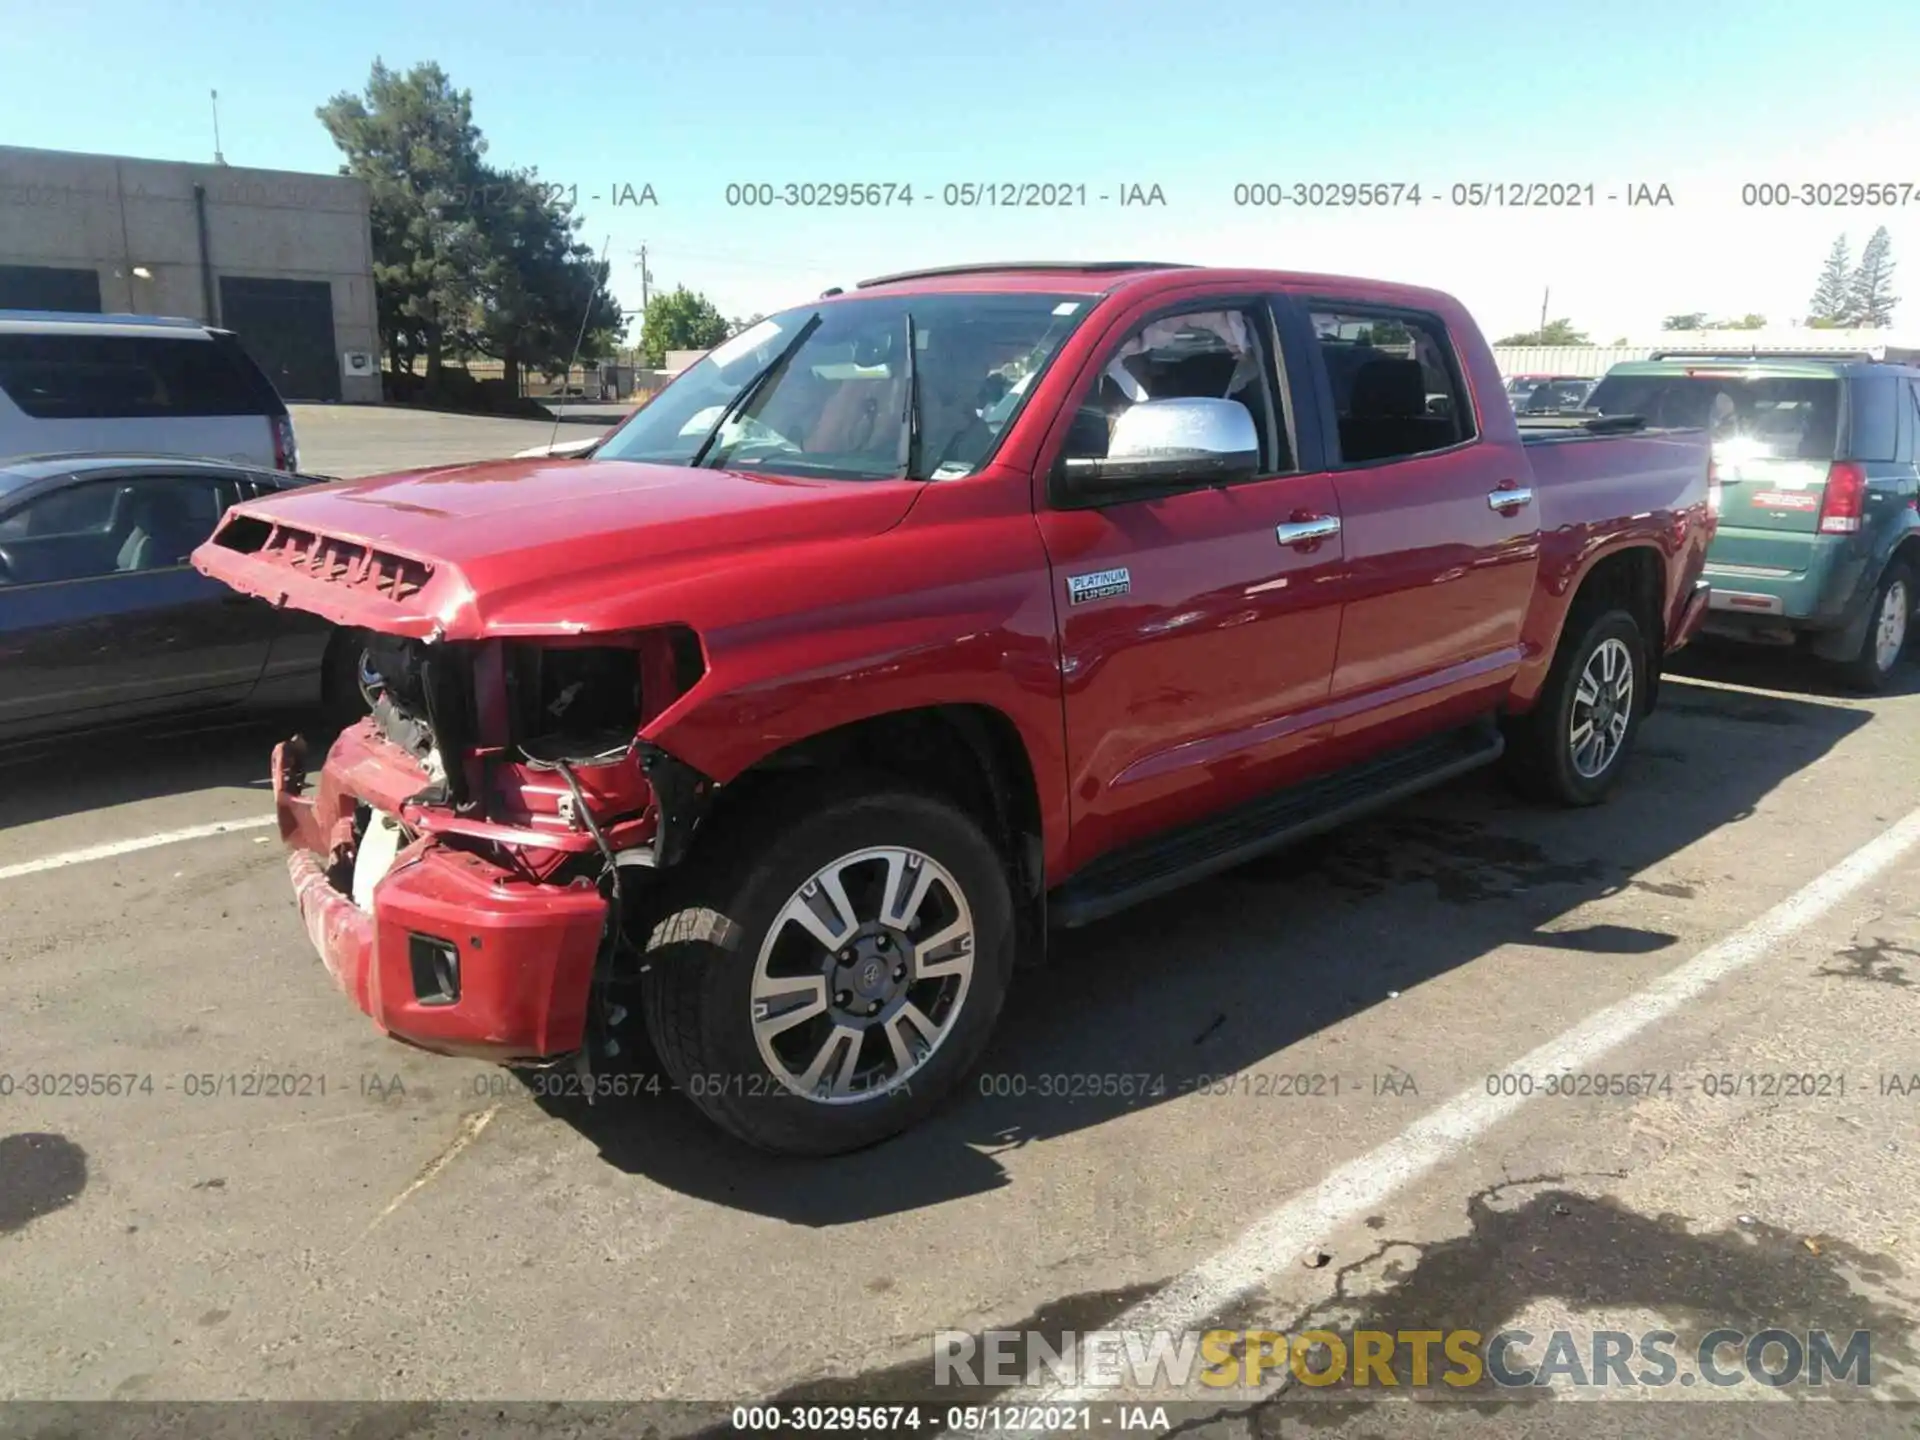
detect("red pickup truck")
[194,262,1713,1155]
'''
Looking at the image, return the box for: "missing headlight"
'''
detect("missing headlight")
[507,644,643,764]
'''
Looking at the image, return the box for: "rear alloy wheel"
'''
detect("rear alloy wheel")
[1569,637,1635,781]
[1836,559,1912,693]
[641,785,1013,1154]
[1503,606,1646,807]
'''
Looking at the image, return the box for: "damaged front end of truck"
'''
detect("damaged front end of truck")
[193,508,717,1079]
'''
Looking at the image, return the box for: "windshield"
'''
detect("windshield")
[1586,373,1842,459]
[593,292,1091,480]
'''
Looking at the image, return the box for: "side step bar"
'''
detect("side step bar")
[1048,720,1506,929]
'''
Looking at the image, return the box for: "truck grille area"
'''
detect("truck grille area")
[362,634,480,808]
[211,514,435,601]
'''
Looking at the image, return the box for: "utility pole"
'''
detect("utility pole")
[633,243,654,368]
[210,89,226,165]
[1539,286,1549,342]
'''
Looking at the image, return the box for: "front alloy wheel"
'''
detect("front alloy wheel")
[641,783,1015,1155]
[751,846,975,1102]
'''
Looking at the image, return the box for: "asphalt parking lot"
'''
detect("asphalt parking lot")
[290,402,628,479]
[4,642,1920,1431]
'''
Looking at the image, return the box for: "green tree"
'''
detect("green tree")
[727,312,768,336]
[464,166,624,392]
[1492,318,1590,346]
[1662,313,1709,331]
[1807,234,1854,326]
[1848,226,1899,327]
[1718,313,1767,330]
[640,287,731,366]
[319,60,488,387]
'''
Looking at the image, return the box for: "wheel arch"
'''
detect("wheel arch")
[688,703,1049,961]
[1515,541,1668,714]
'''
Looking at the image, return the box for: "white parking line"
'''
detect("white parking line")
[0,816,278,883]
[991,801,1920,1418]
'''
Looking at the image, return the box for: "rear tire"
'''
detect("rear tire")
[1834,558,1912,693]
[639,778,1014,1155]
[1503,606,1647,807]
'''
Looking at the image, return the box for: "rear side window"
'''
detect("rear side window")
[0,332,285,420]
[1587,373,1842,460]
[1847,374,1899,462]
[1307,308,1473,464]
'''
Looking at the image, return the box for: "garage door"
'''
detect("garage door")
[218,276,339,402]
[0,265,103,312]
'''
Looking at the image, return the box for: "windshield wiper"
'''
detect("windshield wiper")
[896,312,922,480]
[689,311,822,469]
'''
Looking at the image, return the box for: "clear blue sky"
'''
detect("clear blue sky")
[6,0,1919,336]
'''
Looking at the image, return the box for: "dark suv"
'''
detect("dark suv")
[1587,354,1920,689]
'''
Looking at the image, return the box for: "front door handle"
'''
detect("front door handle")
[1488,485,1534,511]
[1276,515,1341,548]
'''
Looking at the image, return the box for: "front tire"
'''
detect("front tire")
[1503,606,1647,807]
[1835,558,1912,693]
[318,629,377,732]
[640,781,1015,1155]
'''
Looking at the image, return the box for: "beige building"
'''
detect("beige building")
[0,144,381,402]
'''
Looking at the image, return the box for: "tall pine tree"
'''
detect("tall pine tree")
[1807,234,1853,327]
[1847,226,1899,327]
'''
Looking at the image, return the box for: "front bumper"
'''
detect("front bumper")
[272,725,608,1063]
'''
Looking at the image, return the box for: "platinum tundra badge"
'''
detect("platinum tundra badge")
[1067,567,1132,604]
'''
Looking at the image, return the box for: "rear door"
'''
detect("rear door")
[0,328,286,466]
[1289,298,1540,745]
[0,470,274,735]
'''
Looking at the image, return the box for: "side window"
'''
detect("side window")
[1907,381,1920,463]
[1848,374,1899,462]
[1307,308,1473,465]
[0,481,121,540]
[0,475,232,585]
[0,333,276,420]
[1060,307,1290,474]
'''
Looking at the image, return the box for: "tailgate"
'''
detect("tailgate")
[1716,454,1832,540]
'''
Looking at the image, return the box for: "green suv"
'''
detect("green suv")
[1587,354,1920,689]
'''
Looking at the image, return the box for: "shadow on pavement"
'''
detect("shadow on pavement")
[0,710,316,831]
[533,664,1879,1223]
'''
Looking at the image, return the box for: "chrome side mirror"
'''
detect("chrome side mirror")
[1060,397,1260,499]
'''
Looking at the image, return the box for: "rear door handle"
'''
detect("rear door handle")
[1276,515,1341,547]
[1488,486,1534,511]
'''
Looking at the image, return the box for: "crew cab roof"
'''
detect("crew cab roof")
[829,261,1465,312]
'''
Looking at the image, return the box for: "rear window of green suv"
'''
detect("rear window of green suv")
[1586,371,1843,459]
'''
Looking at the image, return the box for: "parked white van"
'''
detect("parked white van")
[0,312,298,471]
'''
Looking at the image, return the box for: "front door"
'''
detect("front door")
[1036,298,1347,870]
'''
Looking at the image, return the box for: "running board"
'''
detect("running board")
[1048,719,1505,929]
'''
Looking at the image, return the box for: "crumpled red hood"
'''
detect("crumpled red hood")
[192,455,922,640]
